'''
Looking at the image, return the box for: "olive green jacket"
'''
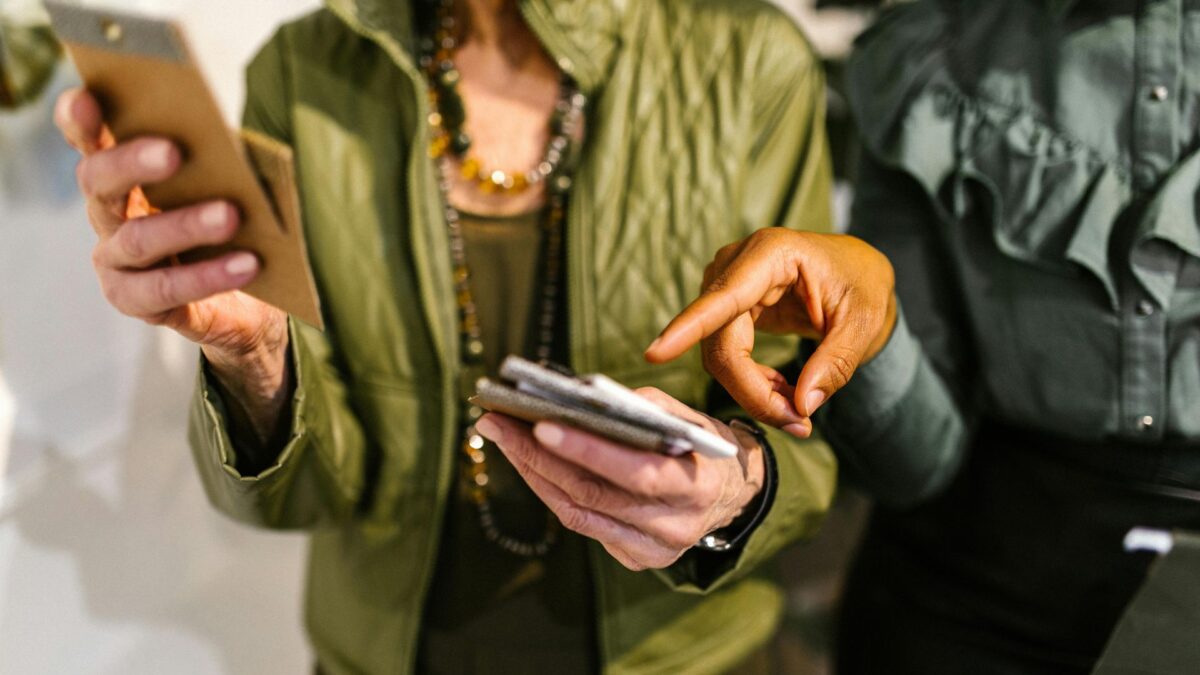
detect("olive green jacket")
[187,1,836,672]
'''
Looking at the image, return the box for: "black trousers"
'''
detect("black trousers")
[837,422,1200,675]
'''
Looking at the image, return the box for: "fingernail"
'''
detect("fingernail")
[224,252,258,277]
[475,416,499,440]
[646,337,662,354]
[804,390,826,417]
[534,422,564,449]
[783,423,810,438]
[138,142,172,171]
[200,202,228,230]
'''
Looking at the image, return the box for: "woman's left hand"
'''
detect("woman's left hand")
[475,387,765,571]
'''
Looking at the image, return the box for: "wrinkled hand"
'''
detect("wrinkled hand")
[645,229,896,437]
[476,387,764,571]
[54,88,289,436]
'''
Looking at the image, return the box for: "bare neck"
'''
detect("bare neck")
[457,0,539,63]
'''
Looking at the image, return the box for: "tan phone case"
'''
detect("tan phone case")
[45,2,323,329]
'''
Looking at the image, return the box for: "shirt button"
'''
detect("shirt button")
[1150,85,1170,101]
[1136,300,1156,316]
[1138,415,1155,430]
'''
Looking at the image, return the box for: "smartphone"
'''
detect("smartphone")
[471,356,739,458]
[45,2,322,328]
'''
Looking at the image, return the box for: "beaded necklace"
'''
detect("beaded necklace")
[420,0,586,557]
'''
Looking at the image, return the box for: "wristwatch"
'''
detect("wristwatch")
[693,418,778,553]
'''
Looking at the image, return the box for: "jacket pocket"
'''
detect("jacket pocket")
[348,376,448,523]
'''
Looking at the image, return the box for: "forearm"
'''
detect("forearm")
[189,318,368,529]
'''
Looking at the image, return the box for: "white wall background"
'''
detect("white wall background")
[0,1,867,674]
[0,2,317,673]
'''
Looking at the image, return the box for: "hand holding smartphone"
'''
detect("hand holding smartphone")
[46,2,322,328]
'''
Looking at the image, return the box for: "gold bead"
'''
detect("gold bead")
[468,434,485,450]
[428,135,448,158]
[467,339,485,356]
[428,111,443,127]
[460,157,480,179]
[510,173,529,192]
[474,473,490,487]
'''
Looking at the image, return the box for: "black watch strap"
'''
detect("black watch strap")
[694,418,778,553]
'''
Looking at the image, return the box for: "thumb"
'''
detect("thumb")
[794,318,871,417]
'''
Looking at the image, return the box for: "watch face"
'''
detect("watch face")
[0,21,61,110]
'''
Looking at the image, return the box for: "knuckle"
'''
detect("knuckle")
[75,159,93,196]
[141,310,172,327]
[150,269,179,309]
[571,476,607,509]
[701,350,736,381]
[90,243,107,271]
[622,558,647,572]
[630,470,663,499]
[749,227,784,249]
[740,396,774,420]
[663,524,699,552]
[558,507,590,535]
[99,279,121,309]
[101,279,133,317]
[824,348,857,389]
[119,223,149,264]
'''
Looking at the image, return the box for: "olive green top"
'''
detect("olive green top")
[186,1,838,672]
[418,210,594,673]
[816,0,1200,506]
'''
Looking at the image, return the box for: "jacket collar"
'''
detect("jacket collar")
[323,0,625,94]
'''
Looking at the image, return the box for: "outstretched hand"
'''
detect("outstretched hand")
[644,229,896,436]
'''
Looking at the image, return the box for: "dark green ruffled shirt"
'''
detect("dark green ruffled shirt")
[818,0,1200,505]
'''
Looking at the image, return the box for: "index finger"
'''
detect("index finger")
[645,241,796,364]
[644,263,783,365]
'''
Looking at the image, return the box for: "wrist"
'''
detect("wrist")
[201,322,292,444]
[201,316,290,403]
[696,418,778,553]
[731,425,767,511]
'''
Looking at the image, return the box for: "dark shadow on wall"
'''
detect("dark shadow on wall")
[1,332,310,674]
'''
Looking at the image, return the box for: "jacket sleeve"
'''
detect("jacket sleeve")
[813,152,976,507]
[659,12,838,592]
[187,29,368,529]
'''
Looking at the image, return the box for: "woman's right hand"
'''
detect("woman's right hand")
[54,88,291,438]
